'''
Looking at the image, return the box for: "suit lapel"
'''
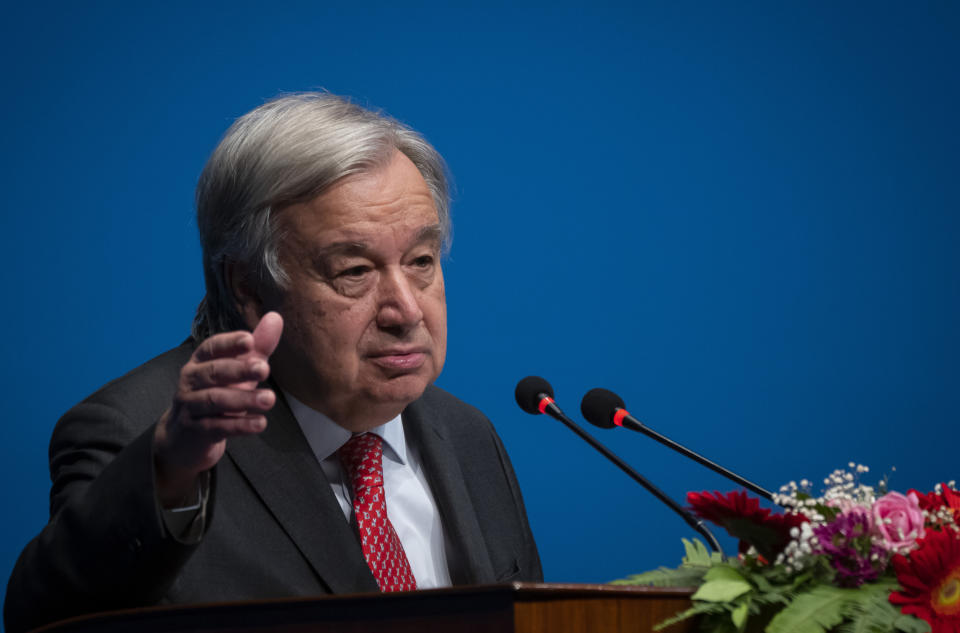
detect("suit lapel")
[225,392,379,594]
[404,398,497,585]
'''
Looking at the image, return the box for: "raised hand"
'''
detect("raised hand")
[153,312,284,506]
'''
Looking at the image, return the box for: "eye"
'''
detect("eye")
[411,255,434,268]
[338,265,371,279]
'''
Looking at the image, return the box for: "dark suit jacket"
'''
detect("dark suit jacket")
[4,341,542,633]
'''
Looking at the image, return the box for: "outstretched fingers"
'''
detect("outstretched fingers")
[155,312,286,504]
[185,312,282,391]
[193,330,255,363]
[184,357,270,390]
[178,385,276,420]
[186,414,268,438]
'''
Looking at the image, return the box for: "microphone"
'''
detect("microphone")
[515,376,724,555]
[515,375,557,416]
[581,388,774,501]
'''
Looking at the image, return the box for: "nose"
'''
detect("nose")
[376,267,424,331]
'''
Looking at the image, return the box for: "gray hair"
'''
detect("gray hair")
[191,92,451,339]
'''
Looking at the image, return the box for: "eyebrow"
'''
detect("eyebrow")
[315,223,444,259]
[413,223,444,247]
[315,241,368,259]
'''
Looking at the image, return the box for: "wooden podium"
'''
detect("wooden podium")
[33,583,696,633]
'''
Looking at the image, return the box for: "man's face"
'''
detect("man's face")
[253,150,447,431]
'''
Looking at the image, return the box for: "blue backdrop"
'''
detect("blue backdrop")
[2,1,958,620]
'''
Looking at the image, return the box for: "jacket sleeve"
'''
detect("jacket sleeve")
[4,349,207,633]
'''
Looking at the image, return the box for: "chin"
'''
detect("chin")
[370,373,434,408]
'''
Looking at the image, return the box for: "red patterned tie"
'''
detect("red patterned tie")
[338,433,417,592]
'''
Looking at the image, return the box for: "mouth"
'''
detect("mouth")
[367,348,429,371]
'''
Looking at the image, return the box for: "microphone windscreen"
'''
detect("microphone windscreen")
[580,388,625,429]
[515,376,555,415]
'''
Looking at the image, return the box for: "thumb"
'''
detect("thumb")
[252,311,284,357]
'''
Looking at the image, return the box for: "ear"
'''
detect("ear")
[225,260,265,331]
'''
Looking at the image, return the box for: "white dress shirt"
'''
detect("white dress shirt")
[284,391,452,589]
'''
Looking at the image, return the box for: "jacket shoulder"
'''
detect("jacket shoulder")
[414,384,487,421]
[50,340,196,465]
[83,340,196,409]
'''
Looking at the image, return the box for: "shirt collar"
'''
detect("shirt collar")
[283,390,408,465]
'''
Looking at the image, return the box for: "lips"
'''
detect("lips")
[367,347,429,371]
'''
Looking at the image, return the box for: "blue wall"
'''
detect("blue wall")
[2,0,958,617]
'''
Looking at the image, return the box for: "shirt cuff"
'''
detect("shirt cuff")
[160,471,210,544]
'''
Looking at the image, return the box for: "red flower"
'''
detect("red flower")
[687,490,806,560]
[911,485,960,519]
[890,528,960,633]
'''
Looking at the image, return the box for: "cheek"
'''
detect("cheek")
[280,296,356,358]
[281,298,324,341]
[423,275,447,326]
[427,284,448,367]
[434,331,447,375]
[338,297,388,350]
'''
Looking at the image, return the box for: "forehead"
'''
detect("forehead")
[280,151,440,244]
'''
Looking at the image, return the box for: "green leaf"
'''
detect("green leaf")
[704,565,750,582]
[836,579,908,633]
[766,586,858,633]
[610,565,706,587]
[839,606,894,633]
[693,577,754,602]
[893,615,931,633]
[755,591,791,606]
[654,602,729,631]
[683,538,716,566]
[786,570,816,592]
[747,567,798,607]
[732,601,749,630]
[613,538,723,586]
[752,573,776,593]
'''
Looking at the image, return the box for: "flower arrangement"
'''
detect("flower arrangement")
[612,465,960,633]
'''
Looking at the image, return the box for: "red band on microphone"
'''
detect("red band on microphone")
[613,408,628,427]
[537,396,555,414]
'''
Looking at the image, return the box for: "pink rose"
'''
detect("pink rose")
[873,491,925,551]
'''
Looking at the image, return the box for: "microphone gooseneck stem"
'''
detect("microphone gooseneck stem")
[543,401,724,556]
[618,412,774,501]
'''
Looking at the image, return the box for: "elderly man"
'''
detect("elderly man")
[5,93,542,633]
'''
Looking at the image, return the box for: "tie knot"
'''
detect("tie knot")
[338,433,384,489]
